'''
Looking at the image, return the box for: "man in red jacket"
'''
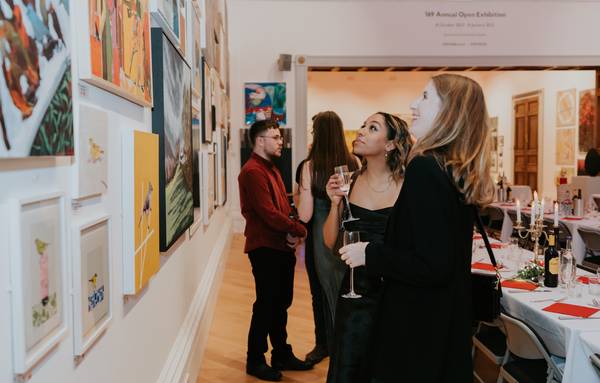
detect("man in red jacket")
[238,120,311,381]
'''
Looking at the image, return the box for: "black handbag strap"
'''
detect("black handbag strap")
[473,207,499,269]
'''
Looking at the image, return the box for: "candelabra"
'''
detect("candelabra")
[514,216,548,265]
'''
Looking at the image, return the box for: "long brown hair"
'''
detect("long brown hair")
[307,111,358,196]
[408,74,495,206]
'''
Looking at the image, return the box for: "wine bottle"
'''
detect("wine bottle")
[544,232,559,287]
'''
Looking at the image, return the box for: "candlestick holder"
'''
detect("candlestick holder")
[514,216,548,265]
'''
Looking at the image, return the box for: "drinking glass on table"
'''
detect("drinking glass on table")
[334,165,359,223]
[559,248,576,293]
[341,231,362,299]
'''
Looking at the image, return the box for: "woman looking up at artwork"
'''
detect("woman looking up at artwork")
[339,74,495,382]
[322,112,412,383]
[296,111,359,359]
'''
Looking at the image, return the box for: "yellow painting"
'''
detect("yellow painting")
[133,131,160,293]
[556,89,576,127]
[556,128,575,166]
[344,130,358,153]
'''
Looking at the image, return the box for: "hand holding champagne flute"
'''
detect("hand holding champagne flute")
[333,165,359,223]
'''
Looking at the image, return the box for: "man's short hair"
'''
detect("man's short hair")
[248,120,280,147]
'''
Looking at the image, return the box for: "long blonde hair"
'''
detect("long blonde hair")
[408,74,495,207]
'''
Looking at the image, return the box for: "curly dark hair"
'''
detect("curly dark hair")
[369,112,412,181]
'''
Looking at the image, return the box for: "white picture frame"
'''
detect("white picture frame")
[6,192,67,375]
[71,214,112,357]
[202,149,215,225]
[72,104,109,199]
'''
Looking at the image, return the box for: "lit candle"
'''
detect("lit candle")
[554,201,559,227]
[516,199,521,223]
[540,199,545,217]
[533,191,538,203]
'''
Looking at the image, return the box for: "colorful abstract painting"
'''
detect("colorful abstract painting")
[74,104,108,199]
[556,128,575,166]
[0,0,73,157]
[73,215,111,356]
[87,0,152,106]
[151,28,193,251]
[579,89,597,154]
[154,0,185,52]
[245,82,286,126]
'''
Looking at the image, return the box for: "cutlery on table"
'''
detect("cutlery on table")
[531,297,567,303]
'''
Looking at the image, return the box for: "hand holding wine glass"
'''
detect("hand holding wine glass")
[325,173,346,205]
[333,165,359,223]
[340,231,363,299]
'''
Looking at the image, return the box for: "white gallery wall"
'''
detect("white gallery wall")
[0,1,231,383]
[307,70,596,199]
[228,0,600,228]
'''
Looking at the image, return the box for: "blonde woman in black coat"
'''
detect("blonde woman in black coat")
[340,74,495,382]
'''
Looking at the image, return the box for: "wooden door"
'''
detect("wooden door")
[514,96,539,191]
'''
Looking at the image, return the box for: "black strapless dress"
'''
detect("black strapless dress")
[326,203,392,383]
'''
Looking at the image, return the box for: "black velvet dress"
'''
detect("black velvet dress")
[326,203,391,383]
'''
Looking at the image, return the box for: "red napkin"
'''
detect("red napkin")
[543,302,600,318]
[577,276,590,284]
[473,234,482,240]
[490,243,505,249]
[522,207,531,211]
[501,280,538,290]
[563,216,583,221]
[472,262,496,271]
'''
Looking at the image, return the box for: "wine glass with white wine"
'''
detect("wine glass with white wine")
[334,165,359,223]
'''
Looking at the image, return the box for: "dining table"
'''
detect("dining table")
[491,201,600,264]
[472,237,600,383]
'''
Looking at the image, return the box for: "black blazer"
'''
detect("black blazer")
[365,155,474,383]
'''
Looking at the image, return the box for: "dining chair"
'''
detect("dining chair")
[497,313,563,383]
[472,321,507,383]
[576,227,600,271]
[541,219,571,250]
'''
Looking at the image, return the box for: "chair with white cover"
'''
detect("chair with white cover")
[498,313,562,383]
[577,227,600,271]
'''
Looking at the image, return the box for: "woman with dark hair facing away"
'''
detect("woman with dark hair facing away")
[296,111,359,359]
[323,113,412,383]
[340,74,495,382]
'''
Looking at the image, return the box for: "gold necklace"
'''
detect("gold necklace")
[365,172,392,193]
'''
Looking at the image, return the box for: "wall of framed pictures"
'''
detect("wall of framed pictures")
[0,0,232,382]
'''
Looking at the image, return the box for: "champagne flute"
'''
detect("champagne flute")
[334,165,359,223]
[342,231,362,299]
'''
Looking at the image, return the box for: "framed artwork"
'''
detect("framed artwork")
[579,89,597,154]
[0,0,73,157]
[192,107,202,207]
[213,73,222,131]
[6,192,67,374]
[343,130,358,153]
[81,0,153,107]
[202,58,213,143]
[202,149,215,224]
[219,130,228,206]
[150,0,186,57]
[122,129,160,295]
[556,128,576,166]
[151,28,194,251]
[73,104,108,199]
[72,214,111,357]
[556,89,576,127]
[191,2,202,106]
[245,82,286,126]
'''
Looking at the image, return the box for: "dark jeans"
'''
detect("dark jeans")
[247,247,296,364]
[304,226,328,347]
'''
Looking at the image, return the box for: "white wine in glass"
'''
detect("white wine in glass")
[334,165,359,223]
[342,231,362,299]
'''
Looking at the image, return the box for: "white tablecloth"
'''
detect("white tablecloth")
[472,242,600,383]
[563,332,600,382]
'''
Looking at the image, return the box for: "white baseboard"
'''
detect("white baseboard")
[156,218,232,383]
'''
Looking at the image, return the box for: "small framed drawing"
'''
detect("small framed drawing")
[72,104,109,199]
[72,214,112,357]
[6,192,67,375]
[202,149,216,225]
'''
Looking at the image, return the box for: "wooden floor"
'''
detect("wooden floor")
[197,234,329,382]
[197,234,498,383]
